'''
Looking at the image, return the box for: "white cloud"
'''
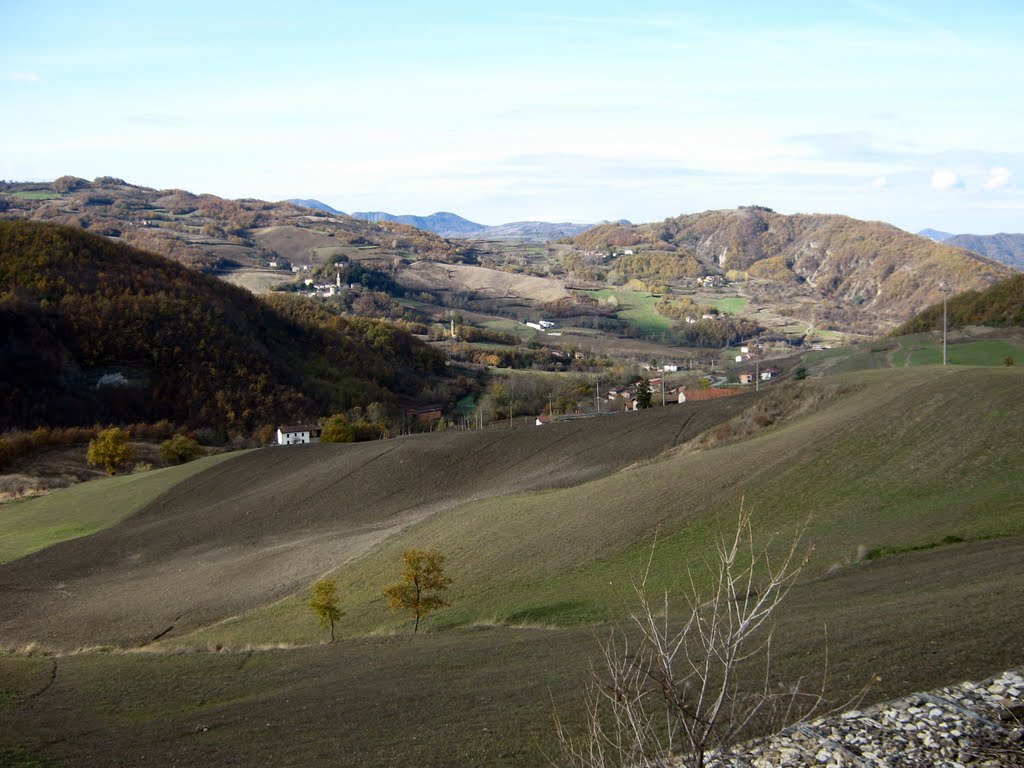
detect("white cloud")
[871,176,888,189]
[931,168,961,190]
[6,73,41,82]
[984,166,1010,190]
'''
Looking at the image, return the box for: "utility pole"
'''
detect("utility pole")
[755,339,761,392]
[939,281,951,366]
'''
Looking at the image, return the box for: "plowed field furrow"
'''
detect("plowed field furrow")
[0,400,758,648]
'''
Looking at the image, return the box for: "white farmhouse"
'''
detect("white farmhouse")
[276,424,324,445]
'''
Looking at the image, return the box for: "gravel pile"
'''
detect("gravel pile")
[703,668,1023,767]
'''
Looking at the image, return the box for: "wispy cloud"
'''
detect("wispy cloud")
[5,72,41,82]
[931,169,962,190]
[984,166,1010,191]
[871,176,888,189]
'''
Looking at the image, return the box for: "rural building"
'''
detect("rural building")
[739,371,755,385]
[761,367,782,381]
[662,363,679,372]
[525,319,556,331]
[408,406,444,425]
[276,424,323,445]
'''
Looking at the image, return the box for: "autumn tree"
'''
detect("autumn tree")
[309,578,343,642]
[86,427,136,475]
[320,414,355,443]
[384,549,451,633]
[158,434,203,465]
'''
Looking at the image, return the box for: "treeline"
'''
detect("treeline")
[673,317,764,348]
[0,177,467,269]
[893,274,1024,334]
[0,221,450,432]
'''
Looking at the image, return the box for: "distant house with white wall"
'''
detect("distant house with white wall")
[276,424,323,445]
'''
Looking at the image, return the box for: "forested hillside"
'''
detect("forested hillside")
[0,221,449,431]
[893,273,1024,334]
[0,177,465,271]
[574,208,1012,332]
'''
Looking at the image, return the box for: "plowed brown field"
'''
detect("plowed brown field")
[0,396,757,649]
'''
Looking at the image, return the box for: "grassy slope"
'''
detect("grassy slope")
[0,453,242,564]
[2,367,1023,767]
[2,539,1021,768]
[176,367,1023,647]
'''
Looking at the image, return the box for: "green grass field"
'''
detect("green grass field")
[8,191,63,200]
[709,296,749,314]
[0,452,243,563]
[481,318,537,341]
[804,331,1023,375]
[578,289,671,334]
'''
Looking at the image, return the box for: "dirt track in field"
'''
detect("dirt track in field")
[0,396,757,649]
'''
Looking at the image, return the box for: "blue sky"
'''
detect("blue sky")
[2,1,1021,232]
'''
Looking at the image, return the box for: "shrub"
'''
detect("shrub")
[86,427,136,475]
[320,414,355,443]
[158,434,203,465]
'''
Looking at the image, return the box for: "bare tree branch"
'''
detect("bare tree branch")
[555,501,824,768]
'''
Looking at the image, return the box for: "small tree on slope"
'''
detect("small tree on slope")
[309,578,343,642]
[384,549,451,633]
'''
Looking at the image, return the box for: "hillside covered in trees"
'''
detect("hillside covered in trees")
[573,208,1012,332]
[0,221,450,431]
[892,273,1024,334]
[0,177,466,272]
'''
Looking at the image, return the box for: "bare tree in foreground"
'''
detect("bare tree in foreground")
[555,504,820,768]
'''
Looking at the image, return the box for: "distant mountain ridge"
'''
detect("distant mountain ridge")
[942,233,1024,271]
[268,197,606,242]
[917,228,954,242]
[471,220,595,242]
[285,198,346,215]
[348,210,596,242]
[350,210,487,237]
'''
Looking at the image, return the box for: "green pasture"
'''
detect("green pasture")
[577,288,671,334]
[6,541,1022,768]
[0,452,243,563]
[481,319,536,341]
[709,296,748,314]
[7,191,63,200]
[810,333,1023,374]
